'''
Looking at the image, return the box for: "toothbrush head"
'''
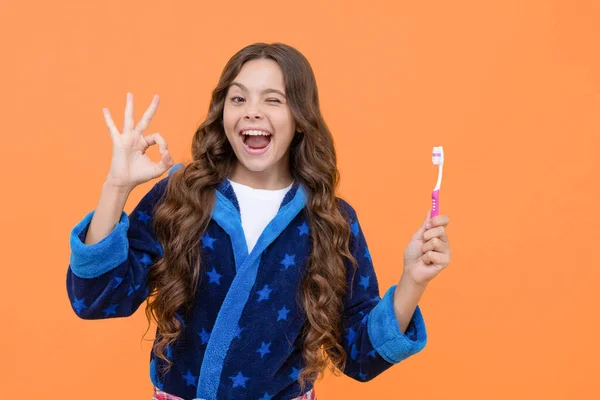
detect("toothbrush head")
[432,146,444,165]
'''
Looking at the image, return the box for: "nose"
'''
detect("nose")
[244,107,264,120]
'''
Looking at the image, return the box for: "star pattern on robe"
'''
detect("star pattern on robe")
[351,343,359,360]
[102,303,118,317]
[256,342,272,359]
[201,232,217,250]
[183,369,197,387]
[139,253,153,267]
[364,248,372,263]
[198,328,211,345]
[256,284,273,302]
[289,367,301,381]
[72,297,87,314]
[259,393,274,400]
[206,267,223,285]
[361,313,369,326]
[277,305,291,321]
[359,275,370,290]
[70,194,397,391]
[137,210,151,224]
[358,369,368,380]
[229,371,250,388]
[127,284,141,296]
[345,328,357,346]
[234,325,245,340]
[297,221,309,236]
[280,254,296,270]
[350,220,359,237]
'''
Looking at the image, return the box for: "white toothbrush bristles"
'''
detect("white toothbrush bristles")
[432,146,444,191]
[432,146,444,165]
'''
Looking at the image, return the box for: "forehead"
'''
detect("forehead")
[231,58,286,91]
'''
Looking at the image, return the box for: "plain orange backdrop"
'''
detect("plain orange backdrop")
[1,0,599,398]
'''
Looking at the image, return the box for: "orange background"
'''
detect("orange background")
[1,0,599,398]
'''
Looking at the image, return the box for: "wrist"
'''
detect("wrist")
[394,275,427,307]
[101,180,133,210]
[392,275,427,334]
[103,178,135,194]
[398,273,428,293]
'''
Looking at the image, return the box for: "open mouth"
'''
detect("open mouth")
[239,129,273,154]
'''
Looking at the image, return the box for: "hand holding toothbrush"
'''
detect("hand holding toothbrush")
[401,146,451,288]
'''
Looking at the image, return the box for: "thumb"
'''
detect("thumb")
[155,150,174,176]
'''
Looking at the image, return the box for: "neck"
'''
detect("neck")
[229,164,293,190]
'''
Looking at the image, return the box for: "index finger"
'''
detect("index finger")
[431,215,450,227]
[135,94,160,134]
[424,226,449,243]
[123,92,134,133]
[102,108,119,140]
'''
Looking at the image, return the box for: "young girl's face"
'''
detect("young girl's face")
[223,58,296,182]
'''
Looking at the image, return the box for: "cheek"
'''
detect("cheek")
[270,110,295,138]
[222,106,238,136]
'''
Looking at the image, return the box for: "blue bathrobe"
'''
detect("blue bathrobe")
[66,163,427,400]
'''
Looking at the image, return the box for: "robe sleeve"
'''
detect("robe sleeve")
[337,198,427,381]
[66,175,171,319]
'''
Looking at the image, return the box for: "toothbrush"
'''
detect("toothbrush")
[431,146,444,218]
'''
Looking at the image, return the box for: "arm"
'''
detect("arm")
[83,180,132,246]
[337,199,427,382]
[393,276,427,334]
[66,175,170,319]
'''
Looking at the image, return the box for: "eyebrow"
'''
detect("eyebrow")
[230,82,287,98]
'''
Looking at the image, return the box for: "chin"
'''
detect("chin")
[232,143,277,171]
[238,159,272,173]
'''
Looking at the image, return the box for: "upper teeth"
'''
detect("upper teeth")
[241,130,271,136]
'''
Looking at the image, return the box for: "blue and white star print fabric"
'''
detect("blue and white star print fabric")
[66,163,427,399]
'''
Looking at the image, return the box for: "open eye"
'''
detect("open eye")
[231,96,245,103]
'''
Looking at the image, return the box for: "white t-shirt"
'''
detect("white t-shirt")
[228,179,293,253]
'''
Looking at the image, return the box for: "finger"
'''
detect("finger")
[412,209,432,240]
[422,237,449,254]
[143,132,169,154]
[424,226,448,242]
[135,94,160,134]
[422,250,450,267]
[152,149,174,176]
[102,108,120,140]
[123,92,134,133]
[424,209,432,229]
[430,215,450,228]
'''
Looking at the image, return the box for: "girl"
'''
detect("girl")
[67,42,451,400]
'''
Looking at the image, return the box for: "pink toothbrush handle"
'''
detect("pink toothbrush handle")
[431,189,440,218]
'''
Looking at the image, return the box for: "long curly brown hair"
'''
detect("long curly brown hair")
[144,42,357,390]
